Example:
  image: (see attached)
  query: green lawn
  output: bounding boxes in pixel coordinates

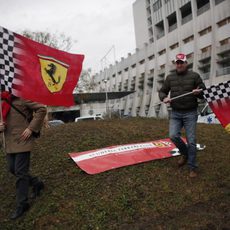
[0,118,229,229]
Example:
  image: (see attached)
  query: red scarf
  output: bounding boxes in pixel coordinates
[1,91,11,122]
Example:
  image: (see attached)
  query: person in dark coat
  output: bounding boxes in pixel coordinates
[0,93,47,219]
[159,53,205,178]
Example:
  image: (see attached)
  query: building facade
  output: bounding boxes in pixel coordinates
[91,0,230,118]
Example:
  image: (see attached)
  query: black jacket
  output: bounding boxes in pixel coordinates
[159,70,205,111]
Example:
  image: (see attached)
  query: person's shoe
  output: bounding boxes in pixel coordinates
[10,203,30,220]
[31,181,44,199]
[177,156,187,167]
[189,170,198,178]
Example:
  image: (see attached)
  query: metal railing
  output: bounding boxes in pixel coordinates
[182,14,192,25]
[168,23,177,32]
[216,66,230,76]
[156,31,165,39]
[215,0,225,5]
[217,44,230,54]
[201,72,210,80]
[197,3,210,16]
[199,50,211,61]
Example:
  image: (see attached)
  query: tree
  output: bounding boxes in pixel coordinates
[74,68,97,93]
[22,30,73,51]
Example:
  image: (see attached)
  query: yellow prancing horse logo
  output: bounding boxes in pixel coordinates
[38,55,69,93]
[153,141,171,147]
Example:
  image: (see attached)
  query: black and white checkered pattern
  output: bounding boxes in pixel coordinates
[0,26,17,93]
[203,81,230,103]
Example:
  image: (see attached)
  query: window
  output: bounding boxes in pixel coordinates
[196,0,210,16]
[147,16,152,26]
[217,17,230,27]
[148,54,155,60]
[215,0,225,5]
[187,53,194,59]
[201,45,211,53]
[170,42,179,50]
[220,37,230,46]
[139,59,145,64]
[155,20,165,39]
[183,35,194,44]
[148,27,153,36]
[158,49,166,55]
[168,12,177,32]
[199,26,212,36]
[153,0,162,12]
[181,2,192,24]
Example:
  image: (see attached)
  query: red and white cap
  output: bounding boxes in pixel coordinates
[175,53,187,62]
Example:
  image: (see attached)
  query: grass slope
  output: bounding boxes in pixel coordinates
[0,118,229,229]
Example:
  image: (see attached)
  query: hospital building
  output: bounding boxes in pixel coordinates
[85,0,230,118]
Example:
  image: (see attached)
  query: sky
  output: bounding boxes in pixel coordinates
[0,0,136,74]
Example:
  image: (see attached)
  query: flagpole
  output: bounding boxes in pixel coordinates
[153,90,202,107]
[201,103,209,114]
[0,68,6,150]
[0,86,6,152]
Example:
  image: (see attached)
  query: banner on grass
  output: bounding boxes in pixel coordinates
[69,138,194,174]
[203,80,230,134]
[0,26,84,106]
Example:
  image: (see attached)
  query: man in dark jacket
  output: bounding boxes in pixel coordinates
[159,53,205,178]
[0,94,47,219]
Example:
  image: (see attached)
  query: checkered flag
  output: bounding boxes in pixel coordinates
[0,26,84,106]
[203,80,230,134]
[0,26,22,95]
[203,80,230,103]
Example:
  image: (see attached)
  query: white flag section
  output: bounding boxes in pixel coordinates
[69,138,206,174]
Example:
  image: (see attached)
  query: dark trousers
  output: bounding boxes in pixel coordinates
[6,152,39,207]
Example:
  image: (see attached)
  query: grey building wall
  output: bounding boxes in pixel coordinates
[90,0,230,118]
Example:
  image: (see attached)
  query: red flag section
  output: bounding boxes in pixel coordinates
[0,26,84,106]
[69,138,183,174]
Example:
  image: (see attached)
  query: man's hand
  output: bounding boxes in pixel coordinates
[0,122,5,132]
[20,128,32,142]
[192,88,202,95]
[163,97,171,104]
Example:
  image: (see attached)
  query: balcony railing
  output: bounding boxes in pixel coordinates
[156,31,165,39]
[158,68,165,75]
[216,66,230,76]
[215,0,225,5]
[198,63,211,70]
[139,76,144,82]
[168,23,177,32]
[217,56,230,64]
[197,3,210,16]
[182,14,192,25]
[199,50,211,61]
[217,44,230,55]
[201,72,210,80]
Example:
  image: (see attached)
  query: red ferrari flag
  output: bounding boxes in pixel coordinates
[0,26,84,106]
[203,80,230,134]
[69,138,205,174]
